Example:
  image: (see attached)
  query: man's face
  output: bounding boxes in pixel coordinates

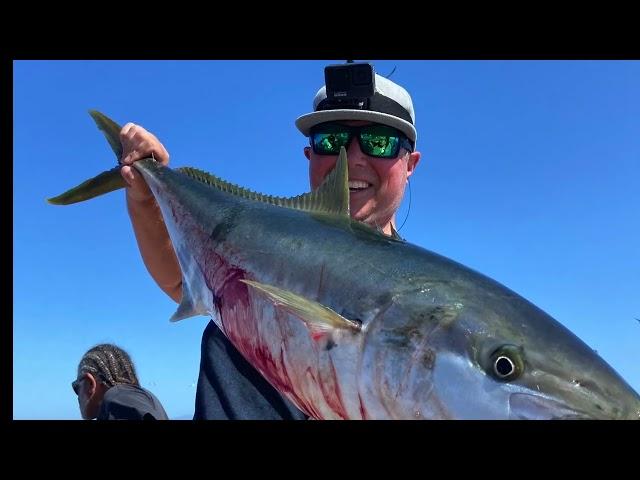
[72,372,102,419]
[305,121,420,233]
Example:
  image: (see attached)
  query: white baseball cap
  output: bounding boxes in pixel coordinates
[295,73,417,145]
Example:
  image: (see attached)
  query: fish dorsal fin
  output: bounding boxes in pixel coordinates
[87,110,351,217]
[286,146,350,217]
[177,147,350,218]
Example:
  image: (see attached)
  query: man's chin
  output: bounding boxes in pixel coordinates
[349,200,372,220]
[350,209,369,223]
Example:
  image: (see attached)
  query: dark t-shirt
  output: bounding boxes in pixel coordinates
[97,383,169,420]
[194,320,308,420]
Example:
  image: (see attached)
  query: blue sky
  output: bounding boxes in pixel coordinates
[13,60,639,419]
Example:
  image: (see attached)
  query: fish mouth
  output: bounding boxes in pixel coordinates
[508,393,594,420]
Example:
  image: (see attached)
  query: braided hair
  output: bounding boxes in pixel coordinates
[78,343,140,387]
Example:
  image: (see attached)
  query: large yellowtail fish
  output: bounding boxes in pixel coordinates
[48,111,640,419]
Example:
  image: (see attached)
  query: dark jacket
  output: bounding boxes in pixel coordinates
[98,383,169,420]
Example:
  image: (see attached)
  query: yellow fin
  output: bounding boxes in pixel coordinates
[240,279,361,334]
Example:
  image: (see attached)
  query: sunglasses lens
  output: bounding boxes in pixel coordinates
[72,377,85,394]
[360,125,400,158]
[360,133,399,157]
[311,131,349,155]
[311,123,409,158]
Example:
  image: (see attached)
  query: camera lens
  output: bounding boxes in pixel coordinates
[352,65,372,86]
[326,68,350,92]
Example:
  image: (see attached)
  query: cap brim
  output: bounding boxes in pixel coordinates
[295,109,417,143]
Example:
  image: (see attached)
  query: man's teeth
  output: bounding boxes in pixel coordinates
[348,180,370,190]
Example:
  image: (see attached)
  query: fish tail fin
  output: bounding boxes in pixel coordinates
[47,111,126,205]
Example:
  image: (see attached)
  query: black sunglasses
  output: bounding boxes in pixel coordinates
[310,122,414,159]
[71,376,85,395]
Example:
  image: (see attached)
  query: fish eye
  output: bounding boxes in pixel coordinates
[489,345,524,381]
[494,356,515,377]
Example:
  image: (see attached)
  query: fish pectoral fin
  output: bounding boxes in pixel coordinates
[239,279,361,334]
[169,281,205,322]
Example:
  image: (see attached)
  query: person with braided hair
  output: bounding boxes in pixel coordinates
[72,343,169,420]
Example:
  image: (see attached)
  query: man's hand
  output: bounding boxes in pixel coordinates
[119,123,170,203]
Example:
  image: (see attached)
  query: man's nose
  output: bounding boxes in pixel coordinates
[346,139,368,168]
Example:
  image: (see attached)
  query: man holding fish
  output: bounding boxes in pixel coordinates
[117,63,421,419]
[53,62,638,419]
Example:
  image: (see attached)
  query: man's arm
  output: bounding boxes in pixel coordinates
[119,122,182,303]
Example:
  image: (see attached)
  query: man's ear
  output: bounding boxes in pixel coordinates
[406,151,421,178]
[85,372,98,396]
[304,146,312,161]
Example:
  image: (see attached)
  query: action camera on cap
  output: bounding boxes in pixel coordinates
[323,62,375,110]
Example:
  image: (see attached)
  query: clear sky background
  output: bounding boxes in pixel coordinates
[13,60,639,419]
